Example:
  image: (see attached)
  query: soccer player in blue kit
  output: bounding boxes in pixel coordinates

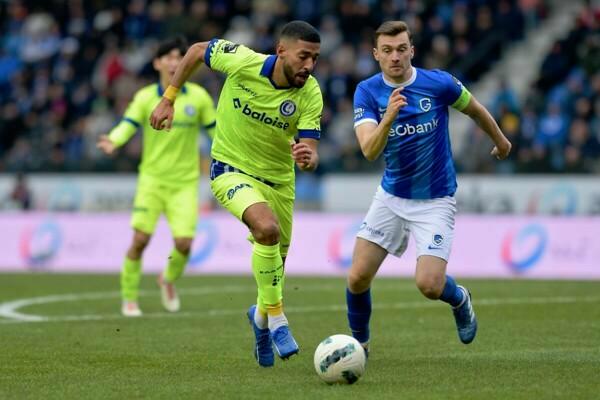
[346,21,512,352]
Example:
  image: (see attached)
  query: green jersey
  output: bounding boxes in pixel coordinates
[205,39,323,185]
[108,82,216,183]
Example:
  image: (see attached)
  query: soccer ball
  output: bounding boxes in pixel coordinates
[313,334,367,384]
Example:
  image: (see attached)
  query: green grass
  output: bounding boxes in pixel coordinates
[1,274,599,399]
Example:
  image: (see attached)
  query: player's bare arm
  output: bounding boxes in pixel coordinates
[96,135,116,155]
[356,87,407,161]
[292,138,319,171]
[461,96,512,160]
[150,41,210,131]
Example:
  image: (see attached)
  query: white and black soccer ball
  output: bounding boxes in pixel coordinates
[313,334,367,384]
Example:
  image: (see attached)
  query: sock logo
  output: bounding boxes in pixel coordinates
[258,264,283,286]
[271,274,282,286]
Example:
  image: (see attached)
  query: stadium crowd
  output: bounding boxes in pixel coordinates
[2,0,596,176]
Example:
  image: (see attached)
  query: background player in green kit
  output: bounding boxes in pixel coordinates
[97,37,216,317]
[150,21,322,366]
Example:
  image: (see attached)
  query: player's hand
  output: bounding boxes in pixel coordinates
[96,135,116,155]
[150,98,175,131]
[382,87,407,123]
[291,141,314,170]
[491,138,512,160]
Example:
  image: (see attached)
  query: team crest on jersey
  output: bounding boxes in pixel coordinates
[419,98,432,112]
[432,234,444,246]
[184,105,196,116]
[223,43,239,54]
[354,107,365,120]
[279,100,296,117]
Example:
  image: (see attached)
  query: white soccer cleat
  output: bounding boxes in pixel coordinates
[121,301,142,317]
[158,273,180,312]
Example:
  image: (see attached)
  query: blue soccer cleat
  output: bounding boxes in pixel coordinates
[452,286,478,344]
[247,305,274,367]
[270,325,299,359]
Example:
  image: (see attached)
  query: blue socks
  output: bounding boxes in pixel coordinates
[439,275,465,307]
[347,276,464,344]
[346,287,371,344]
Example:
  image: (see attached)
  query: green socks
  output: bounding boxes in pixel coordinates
[164,248,189,283]
[121,257,141,301]
[252,242,284,310]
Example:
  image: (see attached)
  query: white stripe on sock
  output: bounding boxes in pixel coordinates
[253,307,268,329]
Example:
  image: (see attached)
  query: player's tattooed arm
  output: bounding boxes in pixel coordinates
[461,96,512,160]
[355,87,407,161]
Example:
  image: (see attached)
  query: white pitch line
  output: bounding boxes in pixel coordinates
[0,285,261,322]
[0,283,414,323]
[0,286,598,325]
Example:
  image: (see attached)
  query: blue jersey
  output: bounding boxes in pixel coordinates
[353,67,471,199]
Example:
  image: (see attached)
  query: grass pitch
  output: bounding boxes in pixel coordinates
[1,274,599,399]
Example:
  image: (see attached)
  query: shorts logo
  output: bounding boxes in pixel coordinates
[359,221,384,237]
[419,98,432,112]
[223,43,239,53]
[280,100,296,117]
[184,105,196,116]
[432,234,444,246]
[227,183,252,200]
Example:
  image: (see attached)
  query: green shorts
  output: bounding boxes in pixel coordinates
[210,172,294,257]
[131,175,198,238]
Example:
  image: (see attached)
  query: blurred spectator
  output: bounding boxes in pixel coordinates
[491,78,520,116]
[0,0,553,176]
[7,172,32,210]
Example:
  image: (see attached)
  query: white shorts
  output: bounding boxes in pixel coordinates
[356,186,457,261]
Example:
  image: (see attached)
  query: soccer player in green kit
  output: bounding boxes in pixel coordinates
[97,37,216,317]
[150,21,322,366]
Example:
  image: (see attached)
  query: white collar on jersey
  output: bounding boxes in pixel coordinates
[382,67,417,88]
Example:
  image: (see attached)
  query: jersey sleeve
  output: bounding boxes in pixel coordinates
[204,38,259,75]
[437,70,472,111]
[108,90,145,147]
[353,83,379,128]
[297,82,323,140]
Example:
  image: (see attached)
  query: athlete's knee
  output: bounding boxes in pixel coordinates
[348,267,375,293]
[251,220,280,245]
[174,238,193,255]
[415,274,444,299]
[133,233,150,251]
[128,232,150,258]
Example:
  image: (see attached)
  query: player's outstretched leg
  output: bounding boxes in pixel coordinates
[246,304,274,367]
[267,303,299,360]
[439,275,477,344]
[451,285,477,344]
[346,287,372,356]
[158,247,188,312]
[121,257,142,317]
[157,273,180,312]
[252,242,299,359]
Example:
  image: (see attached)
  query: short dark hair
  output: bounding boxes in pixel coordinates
[374,20,412,46]
[155,36,188,59]
[280,20,320,43]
